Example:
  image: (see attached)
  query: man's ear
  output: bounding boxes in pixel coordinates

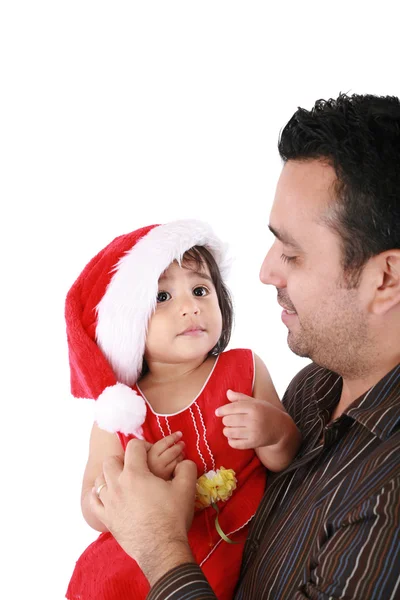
[370,250,400,315]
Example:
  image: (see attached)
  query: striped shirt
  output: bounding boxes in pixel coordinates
[148,362,400,599]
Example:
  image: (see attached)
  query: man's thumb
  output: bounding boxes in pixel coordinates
[173,460,197,495]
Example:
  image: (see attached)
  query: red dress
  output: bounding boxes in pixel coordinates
[66,349,267,600]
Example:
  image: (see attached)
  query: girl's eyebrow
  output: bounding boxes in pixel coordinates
[158,270,213,284]
[186,270,213,283]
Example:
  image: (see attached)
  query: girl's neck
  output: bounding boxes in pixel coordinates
[138,355,218,414]
[143,354,210,385]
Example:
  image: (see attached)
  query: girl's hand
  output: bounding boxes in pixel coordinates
[147,432,186,480]
[216,390,287,450]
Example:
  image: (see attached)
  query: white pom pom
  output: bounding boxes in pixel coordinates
[95,383,147,437]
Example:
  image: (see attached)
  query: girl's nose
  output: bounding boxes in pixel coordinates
[180,296,200,316]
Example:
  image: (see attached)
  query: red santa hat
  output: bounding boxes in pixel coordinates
[65,219,230,436]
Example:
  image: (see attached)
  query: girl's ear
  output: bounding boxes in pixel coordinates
[370,251,400,315]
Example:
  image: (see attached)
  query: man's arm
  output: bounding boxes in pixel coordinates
[147,477,400,600]
[147,564,217,600]
[90,438,199,586]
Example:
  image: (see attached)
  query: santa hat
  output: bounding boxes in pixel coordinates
[65,219,230,436]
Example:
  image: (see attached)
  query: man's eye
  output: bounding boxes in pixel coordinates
[156,291,171,303]
[193,286,209,297]
[280,253,297,264]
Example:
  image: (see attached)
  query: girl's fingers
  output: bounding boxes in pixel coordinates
[223,427,248,440]
[227,438,253,450]
[215,401,251,417]
[164,454,184,472]
[159,440,185,463]
[153,432,183,457]
[221,414,247,427]
[226,389,253,402]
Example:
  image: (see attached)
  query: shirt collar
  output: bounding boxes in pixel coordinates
[345,363,400,441]
[311,362,400,442]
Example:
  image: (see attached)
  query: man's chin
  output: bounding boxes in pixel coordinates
[287,333,310,359]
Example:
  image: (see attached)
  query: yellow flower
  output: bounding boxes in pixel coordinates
[195,467,237,509]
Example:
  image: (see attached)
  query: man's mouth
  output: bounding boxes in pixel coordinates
[278,301,297,315]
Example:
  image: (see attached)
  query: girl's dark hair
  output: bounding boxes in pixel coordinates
[278,93,400,286]
[140,245,233,376]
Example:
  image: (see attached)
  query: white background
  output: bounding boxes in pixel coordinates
[1,2,398,598]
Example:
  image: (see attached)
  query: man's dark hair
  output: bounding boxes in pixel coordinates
[278,93,400,285]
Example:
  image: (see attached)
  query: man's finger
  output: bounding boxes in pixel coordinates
[93,475,107,498]
[144,440,153,452]
[102,454,124,483]
[173,459,197,498]
[90,486,106,522]
[124,438,152,474]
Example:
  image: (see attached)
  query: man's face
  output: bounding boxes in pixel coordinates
[260,159,370,375]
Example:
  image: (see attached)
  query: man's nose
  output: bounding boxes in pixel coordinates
[259,241,287,288]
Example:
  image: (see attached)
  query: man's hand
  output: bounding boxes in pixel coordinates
[148,431,186,480]
[216,389,287,450]
[90,438,197,584]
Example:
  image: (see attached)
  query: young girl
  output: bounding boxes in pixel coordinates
[65,219,301,600]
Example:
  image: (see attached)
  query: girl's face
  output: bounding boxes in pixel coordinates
[144,259,223,366]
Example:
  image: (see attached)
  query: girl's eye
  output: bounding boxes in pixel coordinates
[193,286,209,297]
[280,253,298,265]
[156,291,171,303]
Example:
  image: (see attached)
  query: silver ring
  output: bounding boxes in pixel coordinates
[96,482,107,499]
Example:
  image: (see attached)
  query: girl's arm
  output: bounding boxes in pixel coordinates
[252,353,301,471]
[81,423,125,532]
[217,353,302,472]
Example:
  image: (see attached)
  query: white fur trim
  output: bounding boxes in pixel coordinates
[95,383,147,436]
[96,219,230,386]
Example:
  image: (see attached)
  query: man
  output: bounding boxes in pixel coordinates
[91,93,400,598]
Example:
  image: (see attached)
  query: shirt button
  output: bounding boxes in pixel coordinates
[250,540,259,552]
